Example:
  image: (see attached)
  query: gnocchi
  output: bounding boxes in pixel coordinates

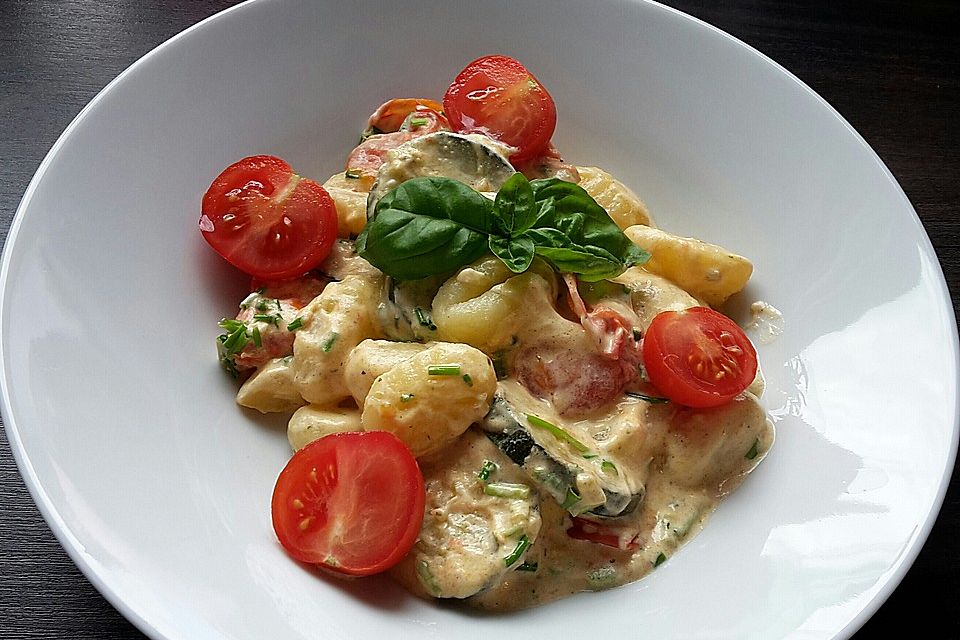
[287,404,363,451]
[292,275,384,405]
[432,256,558,354]
[624,224,753,307]
[360,342,496,457]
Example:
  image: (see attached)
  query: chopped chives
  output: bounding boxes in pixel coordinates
[286,317,303,331]
[483,482,531,499]
[408,117,429,128]
[625,391,670,404]
[427,364,460,376]
[477,459,498,481]
[601,460,619,475]
[745,438,760,460]
[416,560,442,595]
[526,414,590,453]
[462,374,473,386]
[582,453,599,460]
[654,552,667,567]
[504,535,531,567]
[561,488,581,510]
[321,332,339,352]
[253,313,280,326]
[251,326,262,348]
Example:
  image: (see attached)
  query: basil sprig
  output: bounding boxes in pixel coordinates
[356,173,649,281]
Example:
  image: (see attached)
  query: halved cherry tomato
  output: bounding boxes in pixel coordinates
[366,98,445,134]
[271,431,425,576]
[642,307,757,408]
[200,155,337,280]
[443,55,557,161]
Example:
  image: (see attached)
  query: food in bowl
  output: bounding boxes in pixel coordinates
[198,55,774,610]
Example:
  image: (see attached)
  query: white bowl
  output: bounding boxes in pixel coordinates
[2,1,957,638]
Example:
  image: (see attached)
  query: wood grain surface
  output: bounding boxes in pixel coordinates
[1,1,957,637]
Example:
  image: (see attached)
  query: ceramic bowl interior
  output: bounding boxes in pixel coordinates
[1,1,957,639]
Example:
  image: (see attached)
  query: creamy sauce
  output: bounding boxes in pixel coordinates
[466,391,773,610]
[746,300,784,345]
[223,123,776,610]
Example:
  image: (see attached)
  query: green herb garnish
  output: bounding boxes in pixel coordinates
[286,317,303,331]
[408,117,429,128]
[251,326,262,348]
[504,535,531,567]
[253,313,281,327]
[601,460,619,475]
[427,364,461,376]
[526,414,590,453]
[654,552,667,567]
[462,374,473,386]
[355,173,649,281]
[477,459,498,481]
[745,438,760,460]
[483,482,531,499]
[416,560,442,595]
[218,319,249,354]
[561,488,581,510]
[321,332,339,352]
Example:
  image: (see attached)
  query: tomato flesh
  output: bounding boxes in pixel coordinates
[200,155,337,280]
[567,517,639,551]
[443,55,557,161]
[642,307,757,408]
[271,431,425,576]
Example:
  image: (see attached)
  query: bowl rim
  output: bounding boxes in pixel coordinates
[1,1,957,638]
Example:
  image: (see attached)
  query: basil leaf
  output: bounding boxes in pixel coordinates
[520,227,626,281]
[494,172,538,235]
[489,235,535,273]
[356,178,494,280]
[529,178,650,277]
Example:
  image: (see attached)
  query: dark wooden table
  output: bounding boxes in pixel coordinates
[1,1,957,637]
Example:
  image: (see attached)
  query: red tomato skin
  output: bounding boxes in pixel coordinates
[443,55,557,162]
[200,155,338,280]
[642,307,758,408]
[271,431,425,577]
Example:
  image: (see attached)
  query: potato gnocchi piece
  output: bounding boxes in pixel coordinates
[576,166,654,229]
[612,267,699,331]
[624,225,753,308]
[292,275,384,405]
[392,429,541,599]
[235,357,304,414]
[287,404,363,451]
[322,171,370,238]
[432,256,558,355]
[344,339,428,405]
[360,342,496,457]
[654,393,772,492]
